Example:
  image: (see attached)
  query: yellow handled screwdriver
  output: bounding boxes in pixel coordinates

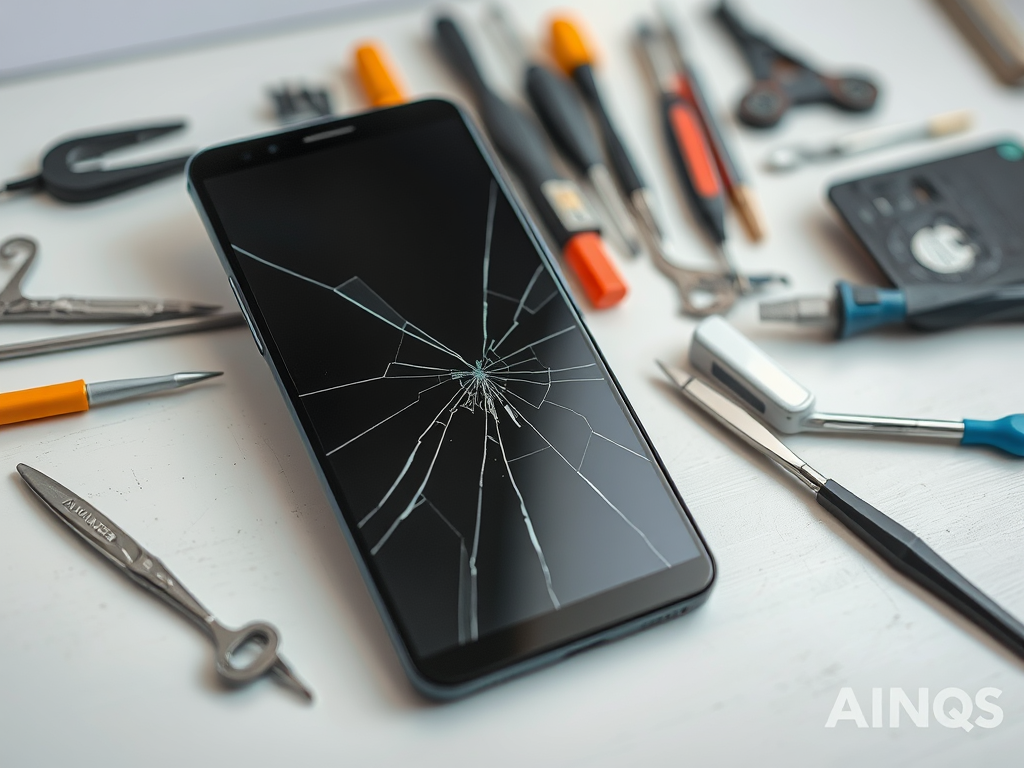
[0,371,221,426]
[354,42,407,107]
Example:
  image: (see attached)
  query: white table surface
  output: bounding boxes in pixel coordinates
[1,1,1023,765]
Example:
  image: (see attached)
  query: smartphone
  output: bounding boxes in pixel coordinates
[187,100,714,698]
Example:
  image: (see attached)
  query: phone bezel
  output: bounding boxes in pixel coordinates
[187,99,715,697]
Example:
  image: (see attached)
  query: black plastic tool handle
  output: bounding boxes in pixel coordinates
[571,64,644,196]
[817,479,1024,660]
[435,16,577,245]
[525,63,602,174]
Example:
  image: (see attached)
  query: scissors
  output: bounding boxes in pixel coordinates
[17,464,313,701]
[714,1,878,128]
[1,236,219,322]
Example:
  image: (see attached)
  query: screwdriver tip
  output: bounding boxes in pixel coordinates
[172,371,224,387]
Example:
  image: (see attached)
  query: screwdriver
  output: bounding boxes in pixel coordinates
[354,42,406,108]
[485,6,642,257]
[435,14,627,309]
[760,280,1024,338]
[1,372,222,426]
[637,23,780,294]
[690,314,1024,456]
[656,4,767,242]
[548,16,665,246]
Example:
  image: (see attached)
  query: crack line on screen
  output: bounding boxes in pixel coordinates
[231,179,667,644]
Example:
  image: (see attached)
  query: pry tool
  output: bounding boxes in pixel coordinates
[0,236,219,322]
[760,279,1024,338]
[486,6,642,256]
[2,122,190,203]
[689,315,1024,456]
[1,372,222,427]
[434,14,627,309]
[714,1,878,128]
[17,464,313,700]
[657,361,1024,662]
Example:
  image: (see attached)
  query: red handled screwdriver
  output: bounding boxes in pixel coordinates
[637,23,784,294]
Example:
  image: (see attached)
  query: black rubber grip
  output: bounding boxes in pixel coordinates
[572,64,644,195]
[816,479,1024,660]
[525,64,602,173]
[434,15,576,246]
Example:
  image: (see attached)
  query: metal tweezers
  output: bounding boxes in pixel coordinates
[0,236,219,323]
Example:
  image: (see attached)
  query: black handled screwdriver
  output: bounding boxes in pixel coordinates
[434,14,627,308]
[486,6,642,256]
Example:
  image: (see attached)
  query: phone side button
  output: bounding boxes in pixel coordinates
[228,275,266,355]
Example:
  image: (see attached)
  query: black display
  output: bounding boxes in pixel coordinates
[189,101,712,691]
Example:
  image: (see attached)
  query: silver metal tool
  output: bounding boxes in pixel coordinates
[656,359,1024,662]
[687,315,1024,455]
[0,311,245,361]
[16,464,313,700]
[0,236,219,322]
[86,371,222,405]
[764,110,973,172]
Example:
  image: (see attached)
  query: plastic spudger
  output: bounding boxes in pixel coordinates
[354,43,406,107]
[962,415,1024,457]
[0,380,87,425]
[550,18,645,198]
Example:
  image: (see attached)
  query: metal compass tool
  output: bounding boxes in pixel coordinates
[16,464,313,701]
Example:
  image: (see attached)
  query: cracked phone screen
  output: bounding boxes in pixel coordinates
[204,113,701,658]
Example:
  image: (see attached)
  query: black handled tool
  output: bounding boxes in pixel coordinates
[659,361,1024,662]
[486,6,641,255]
[2,122,190,203]
[434,14,627,308]
[714,1,878,128]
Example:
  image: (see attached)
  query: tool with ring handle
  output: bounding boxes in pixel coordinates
[17,464,313,700]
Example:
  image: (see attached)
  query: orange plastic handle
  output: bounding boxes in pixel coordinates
[354,43,406,107]
[562,232,627,309]
[550,17,594,75]
[668,100,721,199]
[0,380,89,426]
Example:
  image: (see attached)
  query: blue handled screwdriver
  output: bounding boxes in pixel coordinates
[760,280,1024,339]
[690,315,1024,456]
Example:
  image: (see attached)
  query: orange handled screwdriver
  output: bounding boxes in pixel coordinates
[549,17,663,242]
[435,14,626,308]
[0,371,220,426]
[354,43,406,107]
